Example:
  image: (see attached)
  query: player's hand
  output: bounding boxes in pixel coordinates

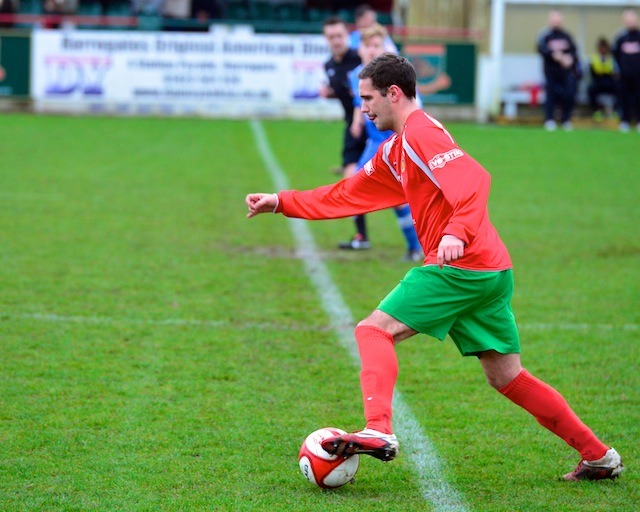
[552,51,564,62]
[246,193,278,218]
[437,235,465,268]
[350,120,363,138]
[318,84,333,99]
[560,54,574,68]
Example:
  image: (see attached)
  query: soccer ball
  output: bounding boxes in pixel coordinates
[298,427,359,489]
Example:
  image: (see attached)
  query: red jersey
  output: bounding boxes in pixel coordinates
[277,110,512,271]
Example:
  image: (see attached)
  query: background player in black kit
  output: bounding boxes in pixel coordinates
[319,16,370,250]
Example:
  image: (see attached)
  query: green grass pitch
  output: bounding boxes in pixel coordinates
[0,113,638,511]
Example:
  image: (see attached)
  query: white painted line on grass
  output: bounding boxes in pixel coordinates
[519,323,640,332]
[6,312,638,334]
[5,312,228,328]
[250,119,469,512]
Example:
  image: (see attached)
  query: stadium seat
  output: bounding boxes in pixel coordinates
[273,2,303,21]
[105,0,126,14]
[137,14,162,30]
[78,0,102,16]
[378,12,392,25]
[18,0,41,14]
[336,9,353,23]
[252,1,274,20]
[225,0,250,19]
[304,7,328,22]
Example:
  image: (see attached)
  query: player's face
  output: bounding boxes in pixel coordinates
[548,10,563,29]
[323,24,349,57]
[623,10,638,29]
[356,11,376,30]
[358,36,385,65]
[359,78,393,131]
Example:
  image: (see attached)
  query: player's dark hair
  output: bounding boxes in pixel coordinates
[354,4,374,20]
[358,53,416,99]
[323,15,347,28]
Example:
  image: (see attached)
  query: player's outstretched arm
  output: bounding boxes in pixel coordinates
[246,193,279,218]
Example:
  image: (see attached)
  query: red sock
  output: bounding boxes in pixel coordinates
[499,369,608,461]
[354,325,397,434]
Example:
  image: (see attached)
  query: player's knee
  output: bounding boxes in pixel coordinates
[356,317,381,330]
[356,310,387,330]
[484,373,504,390]
[479,351,522,389]
[484,366,522,390]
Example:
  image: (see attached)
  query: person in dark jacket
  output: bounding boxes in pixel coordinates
[612,9,640,132]
[536,10,582,131]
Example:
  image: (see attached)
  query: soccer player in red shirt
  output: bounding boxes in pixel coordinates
[245,54,624,481]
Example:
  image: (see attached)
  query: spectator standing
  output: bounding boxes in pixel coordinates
[320,16,369,250]
[348,3,397,53]
[612,9,640,132]
[536,10,581,131]
[587,38,619,120]
[191,0,221,22]
[41,0,78,27]
[162,0,190,21]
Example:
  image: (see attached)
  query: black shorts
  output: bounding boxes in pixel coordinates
[341,124,367,167]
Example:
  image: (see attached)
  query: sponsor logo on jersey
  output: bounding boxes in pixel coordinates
[622,41,640,54]
[548,39,570,52]
[364,159,375,176]
[428,149,464,171]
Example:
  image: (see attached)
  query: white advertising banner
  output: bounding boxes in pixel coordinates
[30,28,343,119]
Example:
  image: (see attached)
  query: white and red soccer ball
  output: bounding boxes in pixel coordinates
[298,427,360,489]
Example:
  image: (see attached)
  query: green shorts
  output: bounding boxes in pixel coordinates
[377,266,520,357]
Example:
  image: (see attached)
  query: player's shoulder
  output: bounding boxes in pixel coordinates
[560,28,575,40]
[405,110,443,136]
[348,63,364,78]
[536,27,552,42]
[613,28,634,45]
[403,110,459,151]
[344,48,361,65]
